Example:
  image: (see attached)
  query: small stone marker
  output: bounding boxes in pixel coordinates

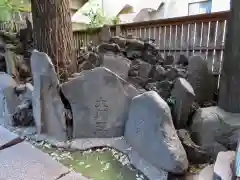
[171,78,195,128]
[61,67,139,138]
[124,91,188,174]
[187,55,214,104]
[30,50,66,140]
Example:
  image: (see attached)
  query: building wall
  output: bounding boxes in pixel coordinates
[70,0,87,10]
[211,0,230,12]
[163,0,229,19]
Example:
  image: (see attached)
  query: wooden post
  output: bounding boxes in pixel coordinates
[218,0,240,113]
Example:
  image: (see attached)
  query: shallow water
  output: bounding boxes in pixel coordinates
[35,142,148,180]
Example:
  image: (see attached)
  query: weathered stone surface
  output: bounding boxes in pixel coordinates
[30,50,66,140]
[125,39,144,59]
[177,129,212,164]
[149,65,166,81]
[97,43,121,54]
[0,141,69,180]
[171,78,195,129]
[198,165,214,180]
[138,60,152,79]
[59,172,89,180]
[163,55,174,66]
[190,106,240,157]
[177,54,189,66]
[100,54,131,79]
[213,151,235,180]
[110,36,126,48]
[61,67,139,138]
[0,73,18,125]
[100,25,111,42]
[4,46,18,79]
[124,91,188,174]
[0,126,19,147]
[186,55,214,104]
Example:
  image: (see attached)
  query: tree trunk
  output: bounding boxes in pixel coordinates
[218,0,240,113]
[31,0,74,81]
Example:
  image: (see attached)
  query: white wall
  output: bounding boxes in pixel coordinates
[163,0,230,19]
[211,0,230,12]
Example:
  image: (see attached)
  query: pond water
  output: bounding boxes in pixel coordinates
[34,142,148,180]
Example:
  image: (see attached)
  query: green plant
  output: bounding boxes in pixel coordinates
[83,6,120,28]
[0,0,30,22]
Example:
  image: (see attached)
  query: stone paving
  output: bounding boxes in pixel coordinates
[0,126,88,180]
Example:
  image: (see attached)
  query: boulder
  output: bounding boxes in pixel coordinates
[171,78,195,129]
[124,91,188,174]
[100,54,131,79]
[30,50,66,140]
[186,55,214,104]
[213,151,235,180]
[190,106,240,157]
[61,67,139,138]
[177,129,212,164]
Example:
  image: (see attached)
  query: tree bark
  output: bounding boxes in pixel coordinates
[31,0,74,81]
[218,0,240,113]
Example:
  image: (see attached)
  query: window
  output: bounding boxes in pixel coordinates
[188,0,212,16]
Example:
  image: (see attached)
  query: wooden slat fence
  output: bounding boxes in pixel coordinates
[0,11,229,76]
[0,21,26,32]
[73,11,229,75]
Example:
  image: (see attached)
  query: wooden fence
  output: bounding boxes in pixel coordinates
[0,11,229,76]
[0,21,26,32]
[73,11,229,75]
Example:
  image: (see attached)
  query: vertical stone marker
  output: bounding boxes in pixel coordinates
[0,72,17,126]
[61,67,139,138]
[187,55,214,104]
[124,91,188,174]
[30,50,66,140]
[171,78,195,129]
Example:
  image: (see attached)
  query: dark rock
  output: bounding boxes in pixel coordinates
[164,55,174,66]
[177,54,189,66]
[97,43,121,54]
[166,67,179,80]
[13,99,34,127]
[177,129,212,164]
[110,36,126,48]
[157,80,174,99]
[190,106,239,158]
[149,65,166,81]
